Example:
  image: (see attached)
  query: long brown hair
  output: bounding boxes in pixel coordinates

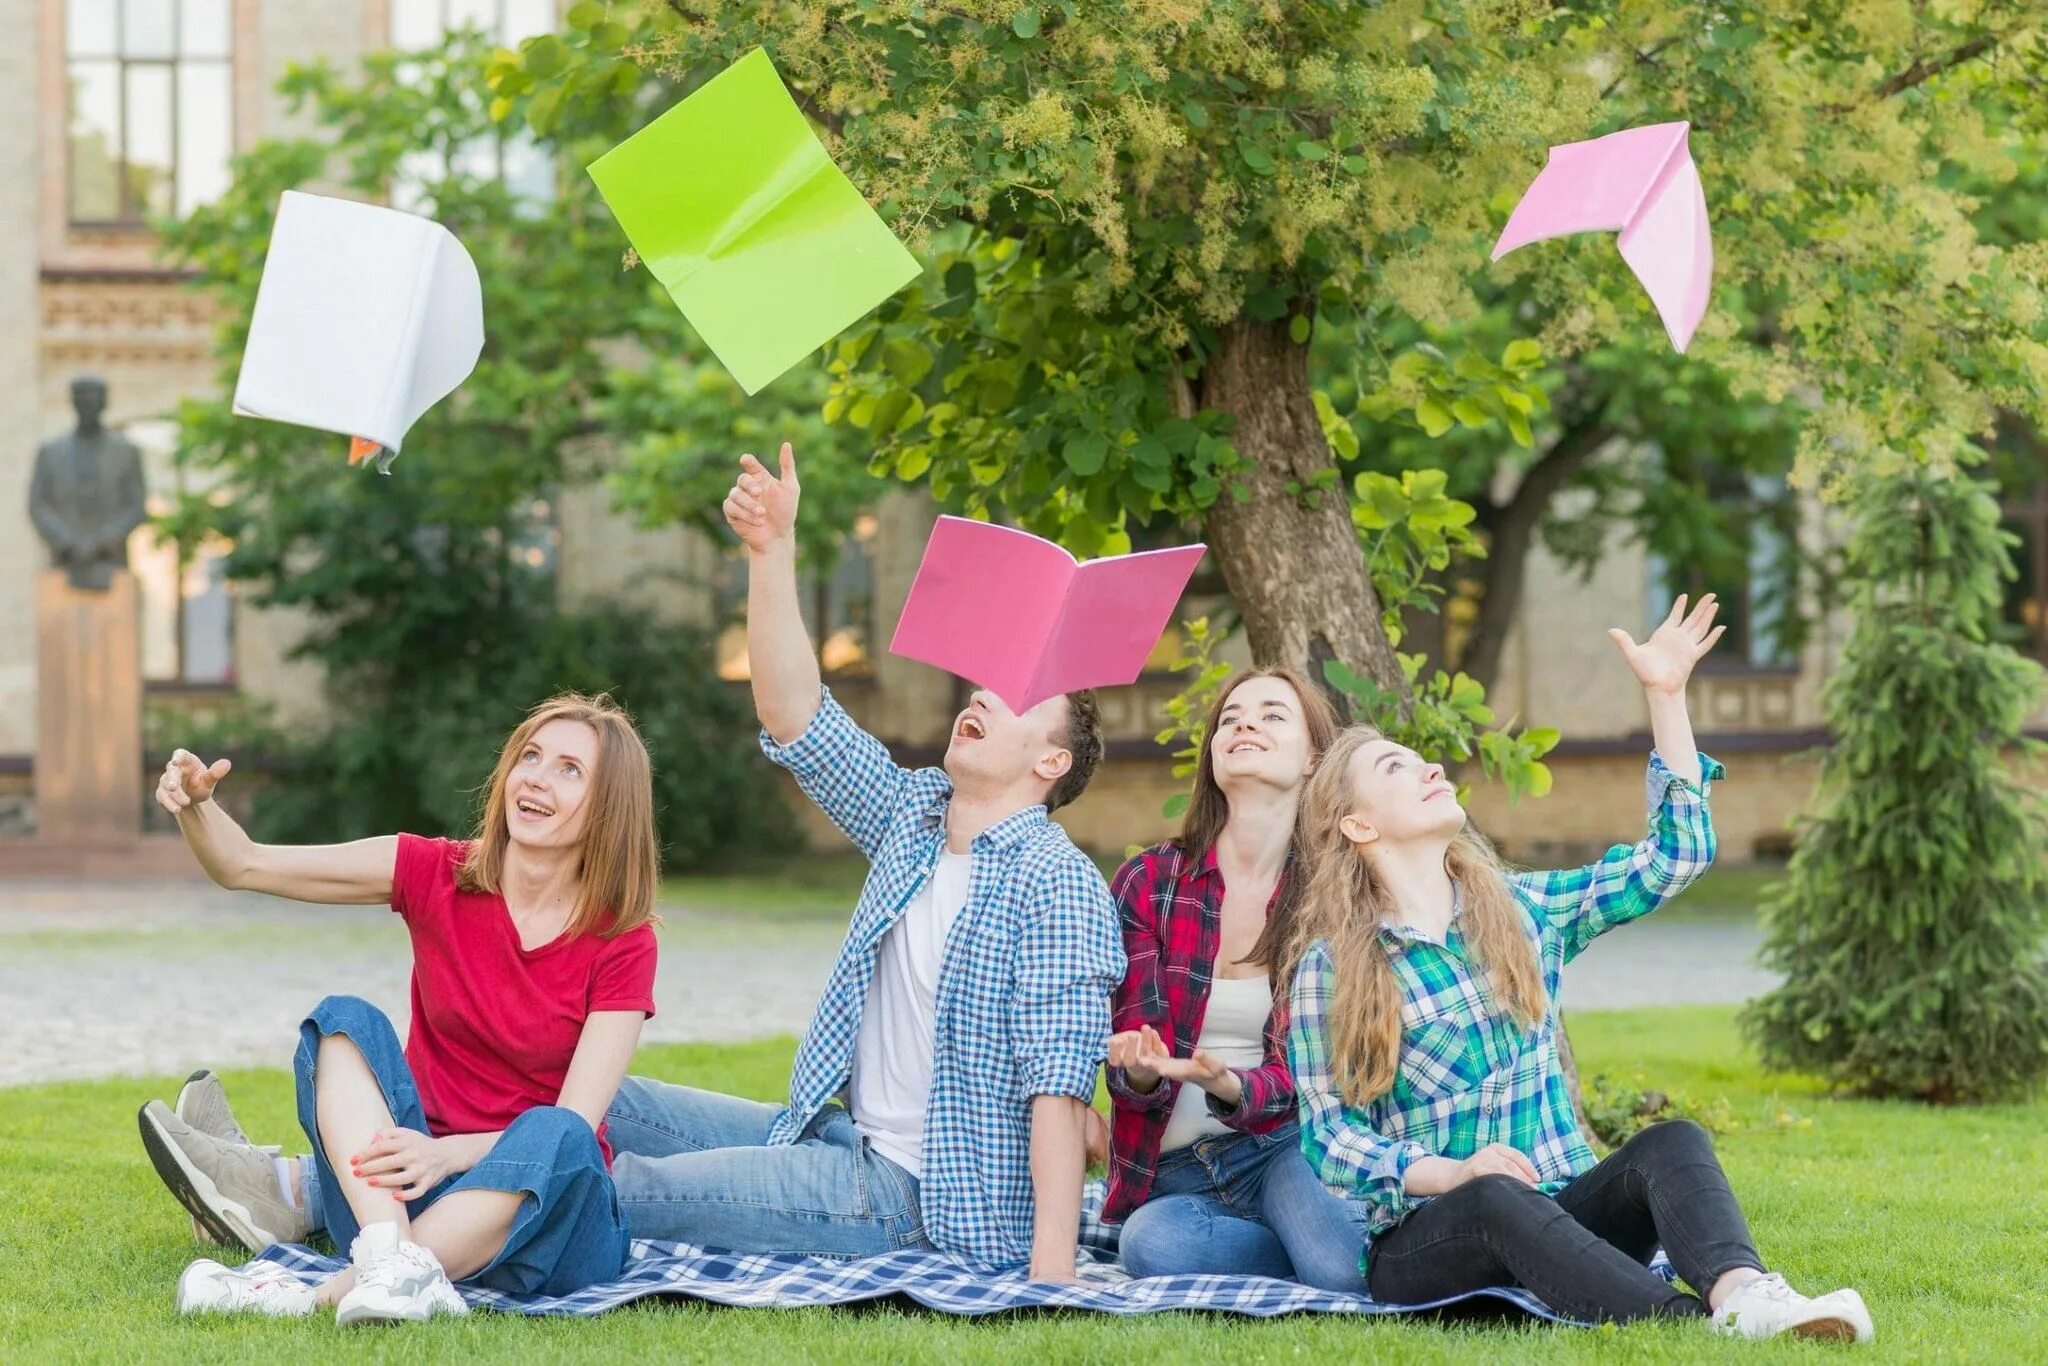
[1279,725,1546,1105]
[1172,667,1340,977]
[458,692,660,938]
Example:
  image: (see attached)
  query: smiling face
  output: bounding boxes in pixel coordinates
[943,688,1074,805]
[1209,676,1316,796]
[1335,738,1466,850]
[504,717,600,851]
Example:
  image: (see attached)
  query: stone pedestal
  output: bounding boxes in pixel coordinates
[34,569,141,842]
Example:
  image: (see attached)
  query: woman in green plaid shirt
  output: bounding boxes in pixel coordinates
[1283,596,1874,1343]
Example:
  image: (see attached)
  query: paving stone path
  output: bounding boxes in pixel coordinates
[0,879,1777,1088]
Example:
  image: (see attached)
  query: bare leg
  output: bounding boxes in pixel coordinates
[408,1189,525,1281]
[313,1269,356,1308]
[314,1033,409,1242]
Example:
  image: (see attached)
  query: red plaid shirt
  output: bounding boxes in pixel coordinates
[1103,840,1297,1223]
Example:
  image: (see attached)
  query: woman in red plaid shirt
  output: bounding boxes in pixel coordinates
[1103,667,1375,1289]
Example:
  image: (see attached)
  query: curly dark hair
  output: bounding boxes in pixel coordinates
[1045,689,1104,812]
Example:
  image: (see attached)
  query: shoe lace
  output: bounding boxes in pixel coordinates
[228,1267,303,1306]
[1737,1273,1797,1306]
[358,1239,440,1293]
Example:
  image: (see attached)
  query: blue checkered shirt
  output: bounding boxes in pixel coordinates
[760,689,1125,1268]
[1290,752,1724,1252]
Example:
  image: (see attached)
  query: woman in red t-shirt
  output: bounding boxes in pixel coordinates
[140,693,661,1325]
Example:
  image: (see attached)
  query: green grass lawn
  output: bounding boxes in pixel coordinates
[4,1008,2039,1362]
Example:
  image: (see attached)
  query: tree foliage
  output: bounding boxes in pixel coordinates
[500,3,2046,744]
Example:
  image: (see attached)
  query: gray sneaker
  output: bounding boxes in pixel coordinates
[171,1071,281,1244]
[175,1069,257,1148]
[139,1100,310,1252]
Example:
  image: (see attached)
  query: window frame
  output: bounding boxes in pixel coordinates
[64,0,234,229]
[1645,467,1803,677]
[1999,483,2048,660]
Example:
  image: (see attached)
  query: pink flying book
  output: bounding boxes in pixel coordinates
[1491,120,1714,353]
[890,516,1207,714]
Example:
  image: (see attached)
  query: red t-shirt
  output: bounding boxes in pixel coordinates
[391,834,657,1166]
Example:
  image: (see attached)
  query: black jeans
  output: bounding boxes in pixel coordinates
[1366,1119,1766,1323]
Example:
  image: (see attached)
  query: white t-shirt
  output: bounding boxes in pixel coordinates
[848,848,972,1177]
[1159,974,1272,1152]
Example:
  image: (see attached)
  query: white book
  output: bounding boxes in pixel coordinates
[231,190,484,461]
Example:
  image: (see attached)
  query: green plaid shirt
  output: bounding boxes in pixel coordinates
[1288,751,1724,1247]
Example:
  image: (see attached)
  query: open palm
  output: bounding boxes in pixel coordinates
[1608,594,1725,694]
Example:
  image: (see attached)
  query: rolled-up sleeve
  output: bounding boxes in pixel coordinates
[1207,999,1296,1131]
[1516,750,1726,963]
[1288,941,1430,1234]
[1013,853,1125,1101]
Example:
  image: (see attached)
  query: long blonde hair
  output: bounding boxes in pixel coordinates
[458,692,660,938]
[1281,725,1546,1105]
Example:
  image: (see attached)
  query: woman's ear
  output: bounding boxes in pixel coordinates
[1339,812,1378,847]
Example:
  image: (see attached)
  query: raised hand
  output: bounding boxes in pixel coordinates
[1607,593,1725,695]
[721,442,800,555]
[157,749,232,815]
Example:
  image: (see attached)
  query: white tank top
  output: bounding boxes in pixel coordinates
[1159,974,1272,1151]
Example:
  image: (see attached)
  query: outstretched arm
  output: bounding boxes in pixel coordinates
[1520,597,1726,958]
[725,442,820,744]
[156,749,395,904]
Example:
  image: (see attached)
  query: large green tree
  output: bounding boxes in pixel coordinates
[503,1,2047,711]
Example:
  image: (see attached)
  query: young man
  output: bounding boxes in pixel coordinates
[600,444,1123,1279]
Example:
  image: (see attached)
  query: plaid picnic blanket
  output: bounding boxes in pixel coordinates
[247,1182,1668,1322]
[251,1239,1579,1321]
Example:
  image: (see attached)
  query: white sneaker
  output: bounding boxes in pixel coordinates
[334,1221,468,1327]
[1711,1272,1875,1342]
[175,1258,316,1316]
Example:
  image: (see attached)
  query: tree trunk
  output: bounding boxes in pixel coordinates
[1197,317,1406,700]
[1195,317,1613,1135]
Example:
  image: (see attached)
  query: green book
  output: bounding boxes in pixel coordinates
[587,47,921,394]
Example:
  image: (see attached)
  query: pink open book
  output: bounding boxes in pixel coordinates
[889,516,1207,714]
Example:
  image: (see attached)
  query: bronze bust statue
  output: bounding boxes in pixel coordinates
[29,376,147,592]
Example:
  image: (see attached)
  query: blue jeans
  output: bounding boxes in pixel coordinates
[603,1076,931,1257]
[1117,1122,1374,1291]
[294,995,629,1297]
